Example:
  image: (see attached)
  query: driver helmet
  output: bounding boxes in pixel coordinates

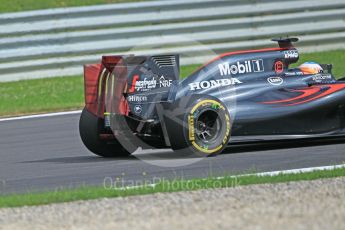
[299,62,323,75]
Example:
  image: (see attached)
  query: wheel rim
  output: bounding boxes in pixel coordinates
[195,110,221,143]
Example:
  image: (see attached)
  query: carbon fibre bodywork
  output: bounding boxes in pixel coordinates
[83,38,345,148]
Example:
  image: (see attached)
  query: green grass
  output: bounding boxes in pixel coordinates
[0,76,84,116]
[0,64,199,117]
[0,0,146,13]
[0,167,344,208]
[294,50,345,78]
[0,50,344,117]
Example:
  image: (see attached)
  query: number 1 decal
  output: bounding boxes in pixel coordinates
[252,59,264,72]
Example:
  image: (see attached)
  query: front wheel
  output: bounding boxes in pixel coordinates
[79,108,131,157]
[164,95,231,157]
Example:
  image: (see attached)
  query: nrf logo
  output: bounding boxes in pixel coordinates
[218,59,264,76]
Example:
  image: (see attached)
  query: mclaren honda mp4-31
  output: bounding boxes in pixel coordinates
[79,38,345,157]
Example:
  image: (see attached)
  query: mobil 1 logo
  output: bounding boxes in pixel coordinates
[219,59,264,76]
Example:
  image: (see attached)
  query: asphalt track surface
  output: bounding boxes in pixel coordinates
[0,113,345,194]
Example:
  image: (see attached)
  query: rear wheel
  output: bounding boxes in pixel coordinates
[79,108,131,157]
[164,95,231,157]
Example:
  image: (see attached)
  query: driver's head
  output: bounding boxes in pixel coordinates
[299,62,323,75]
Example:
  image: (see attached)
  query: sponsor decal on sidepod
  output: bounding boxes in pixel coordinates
[189,78,243,91]
[218,59,264,76]
[274,61,284,73]
[267,77,284,86]
[312,74,333,83]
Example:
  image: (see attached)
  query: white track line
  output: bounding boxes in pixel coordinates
[0,110,82,122]
[113,164,345,190]
[225,163,345,179]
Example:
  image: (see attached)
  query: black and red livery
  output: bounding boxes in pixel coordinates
[79,38,345,157]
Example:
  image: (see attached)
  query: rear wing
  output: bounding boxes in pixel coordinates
[83,54,180,117]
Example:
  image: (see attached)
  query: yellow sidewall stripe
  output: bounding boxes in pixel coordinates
[192,141,223,154]
[188,99,230,155]
[191,100,223,114]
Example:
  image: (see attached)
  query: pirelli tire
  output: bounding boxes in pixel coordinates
[164,95,231,157]
[79,108,131,158]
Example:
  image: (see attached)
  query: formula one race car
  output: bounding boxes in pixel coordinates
[79,38,345,157]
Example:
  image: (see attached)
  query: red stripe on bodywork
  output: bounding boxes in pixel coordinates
[263,84,345,106]
[287,84,345,106]
[262,86,321,104]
